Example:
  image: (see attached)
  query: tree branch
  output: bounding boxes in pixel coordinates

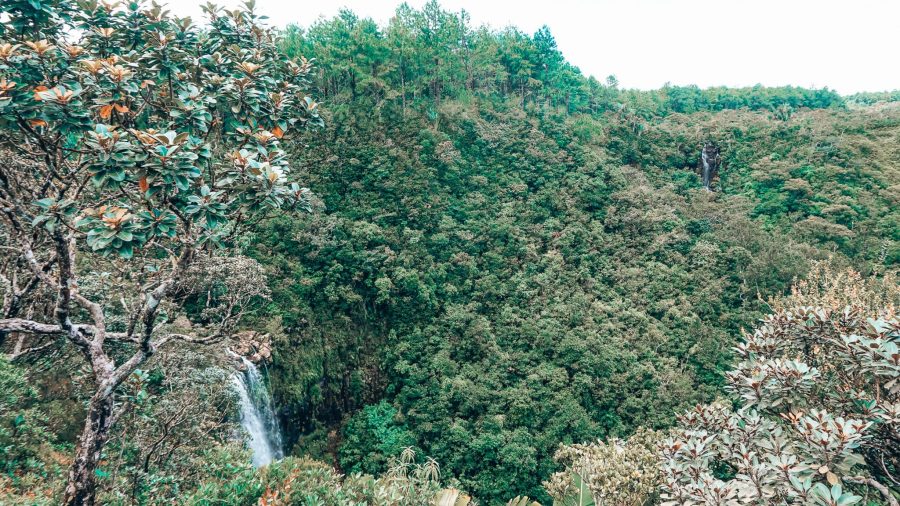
[9,338,60,361]
[845,476,898,506]
[0,317,67,334]
[104,247,195,396]
[154,331,227,347]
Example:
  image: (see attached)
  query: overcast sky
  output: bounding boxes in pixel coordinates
[173,0,899,94]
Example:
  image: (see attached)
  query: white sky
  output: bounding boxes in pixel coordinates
[172,0,900,94]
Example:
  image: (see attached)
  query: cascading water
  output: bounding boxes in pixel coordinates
[700,142,719,191]
[701,148,712,190]
[230,353,284,467]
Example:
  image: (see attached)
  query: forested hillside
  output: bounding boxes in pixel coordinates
[248,3,898,503]
[0,1,897,505]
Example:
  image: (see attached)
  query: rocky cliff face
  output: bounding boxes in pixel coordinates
[231,331,273,364]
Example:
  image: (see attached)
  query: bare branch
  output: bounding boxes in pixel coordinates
[154,332,227,347]
[9,338,60,361]
[0,317,66,334]
[845,476,898,506]
[104,247,195,395]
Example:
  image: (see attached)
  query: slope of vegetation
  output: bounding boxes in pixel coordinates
[238,3,897,502]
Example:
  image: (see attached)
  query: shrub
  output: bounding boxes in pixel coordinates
[659,267,899,505]
[0,356,60,501]
[339,401,418,475]
[545,428,662,506]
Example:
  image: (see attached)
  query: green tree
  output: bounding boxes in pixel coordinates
[660,267,899,505]
[0,0,321,503]
[339,400,417,474]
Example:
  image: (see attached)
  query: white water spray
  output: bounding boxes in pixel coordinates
[701,148,712,190]
[230,353,284,467]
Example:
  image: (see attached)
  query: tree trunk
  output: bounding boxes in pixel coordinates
[400,55,406,117]
[62,393,115,506]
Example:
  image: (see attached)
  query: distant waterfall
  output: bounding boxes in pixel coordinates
[230,354,284,467]
[700,143,719,190]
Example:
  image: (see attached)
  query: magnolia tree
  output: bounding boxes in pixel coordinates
[0,0,321,504]
[659,267,899,506]
[544,428,662,506]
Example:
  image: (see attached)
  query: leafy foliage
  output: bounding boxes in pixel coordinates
[0,356,57,497]
[659,267,899,505]
[339,400,417,475]
[628,109,900,266]
[2,1,897,505]
[189,448,464,506]
[545,428,661,506]
[0,0,321,503]
[98,350,239,505]
[251,3,860,502]
[0,0,320,258]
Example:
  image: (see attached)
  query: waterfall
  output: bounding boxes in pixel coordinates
[230,354,284,467]
[700,143,718,190]
[701,149,711,190]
